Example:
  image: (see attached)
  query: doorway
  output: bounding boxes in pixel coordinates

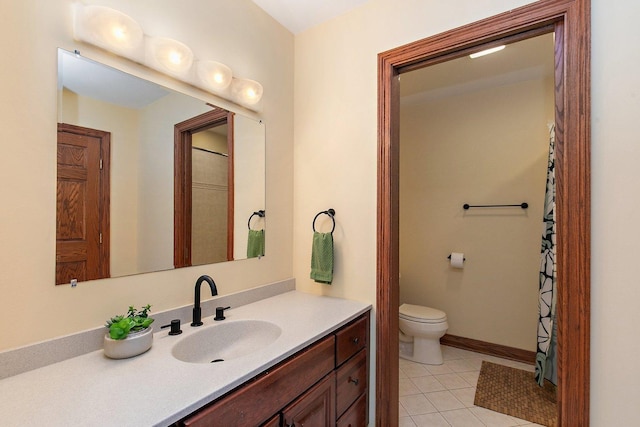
[174,108,235,267]
[56,123,110,285]
[399,32,554,358]
[376,1,590,426]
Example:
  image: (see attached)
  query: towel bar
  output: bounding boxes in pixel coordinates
[463,202,528,210]
[247,210,265,230]
[312,208,336,234]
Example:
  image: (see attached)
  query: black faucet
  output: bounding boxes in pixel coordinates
[191,275,218,327]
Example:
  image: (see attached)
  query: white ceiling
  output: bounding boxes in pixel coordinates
[401,33,555,102]
[59,49,170,109]
[251,0,371,34]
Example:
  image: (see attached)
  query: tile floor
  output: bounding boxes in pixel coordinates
[399,345,546,427]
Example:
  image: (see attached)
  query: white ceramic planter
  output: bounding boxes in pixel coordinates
[103,327,153,359]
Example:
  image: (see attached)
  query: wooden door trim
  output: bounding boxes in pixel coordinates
[57,123,110,283]
[226,113,235,261]
[376,1,590,425]
[174,108,235,268]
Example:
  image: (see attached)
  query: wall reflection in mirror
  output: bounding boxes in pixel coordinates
[56,48,265,285]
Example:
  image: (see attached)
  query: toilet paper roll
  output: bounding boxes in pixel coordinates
[450,252,465,268]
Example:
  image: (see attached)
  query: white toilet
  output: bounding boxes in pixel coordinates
[399,303,448,365]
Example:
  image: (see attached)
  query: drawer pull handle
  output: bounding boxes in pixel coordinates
[352,337,359,344]
[348,376,359,385]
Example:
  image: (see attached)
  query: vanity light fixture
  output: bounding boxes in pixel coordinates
[145,37,194,78]
[72,3,263,109]
[469,45,505,59]
[231,78,264,106]
[196,60,233,92]
[73,4,144,61]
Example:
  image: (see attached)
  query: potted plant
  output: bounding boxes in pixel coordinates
[103,304,155,359]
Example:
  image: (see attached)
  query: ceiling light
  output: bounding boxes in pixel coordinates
[469,45,505,59]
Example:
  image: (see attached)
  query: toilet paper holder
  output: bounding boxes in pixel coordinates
[447,254,466,261]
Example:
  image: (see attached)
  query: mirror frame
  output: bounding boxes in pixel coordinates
[376,0,590,425]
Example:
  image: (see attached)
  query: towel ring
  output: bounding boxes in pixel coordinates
[247,210,265,230]
[312,208,336,234]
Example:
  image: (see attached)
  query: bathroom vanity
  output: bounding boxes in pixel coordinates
[178,311,369,426]
[0,291,370,426]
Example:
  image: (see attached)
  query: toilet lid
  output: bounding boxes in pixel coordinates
[399,303,447,323]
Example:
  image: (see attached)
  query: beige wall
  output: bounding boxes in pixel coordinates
[192,128,228,153]
[234,115,266,259]
[0,0,293,350]
[399,77,553,351]
[292,0,640,424]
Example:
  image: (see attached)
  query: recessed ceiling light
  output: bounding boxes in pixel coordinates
[469,45,505,59]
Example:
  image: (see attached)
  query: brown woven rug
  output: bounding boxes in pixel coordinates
[474,361,557,427]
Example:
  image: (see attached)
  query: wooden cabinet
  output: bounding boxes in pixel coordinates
[336,393,367,427]
[335,314,368,366]
[281,373,336,427]
[178,311,369,427]
[335,314,369,427]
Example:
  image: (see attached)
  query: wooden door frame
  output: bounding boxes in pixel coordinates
[376,0,590,425]
[174,108,235,268]
[56,123,111,284]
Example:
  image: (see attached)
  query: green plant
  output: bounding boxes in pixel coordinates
[105,304,154,340]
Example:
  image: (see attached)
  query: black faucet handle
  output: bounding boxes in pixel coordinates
[161,319,183,335]
[214,306,231,321]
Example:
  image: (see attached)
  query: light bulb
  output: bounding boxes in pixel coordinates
[74,5,144,59]
[146,37,194,77]
[196,61,233,92]
[168,51,183,65]
[231,78,263,106]
[112,26,126,41]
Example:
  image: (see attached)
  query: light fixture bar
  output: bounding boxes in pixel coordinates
[469,45,505,59]
[72,3,263,109]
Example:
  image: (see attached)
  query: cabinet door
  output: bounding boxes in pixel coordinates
[282,373,336,427]
[337,392,367,427]
[182,336,335,426]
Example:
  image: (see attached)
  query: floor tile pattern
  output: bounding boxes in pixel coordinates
[399,346,546,427]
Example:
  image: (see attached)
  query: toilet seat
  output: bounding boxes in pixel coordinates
[399,303,447,324]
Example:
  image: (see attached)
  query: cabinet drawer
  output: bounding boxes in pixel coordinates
[335,313,368,366]
[182,335,335,427]
[336,349,367,417]
[336,391,368,427]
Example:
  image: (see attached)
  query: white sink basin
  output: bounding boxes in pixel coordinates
[172,320,282,364]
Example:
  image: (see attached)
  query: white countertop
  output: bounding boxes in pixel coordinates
[0,291,370,427]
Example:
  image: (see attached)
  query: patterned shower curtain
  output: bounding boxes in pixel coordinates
[535,123,557,387]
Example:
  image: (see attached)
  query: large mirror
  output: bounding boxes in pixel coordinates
[56,49,265,285]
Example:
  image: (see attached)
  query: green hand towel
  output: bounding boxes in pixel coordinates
[247,229,265,258]
[310,232,333,284]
